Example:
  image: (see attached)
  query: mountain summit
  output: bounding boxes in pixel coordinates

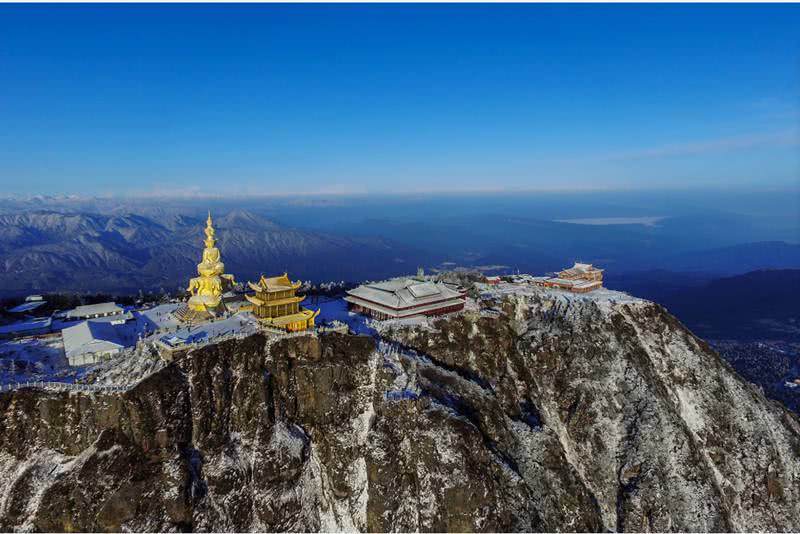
[0,287,798,531]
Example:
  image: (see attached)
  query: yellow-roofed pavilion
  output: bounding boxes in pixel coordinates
[245,273,319,331]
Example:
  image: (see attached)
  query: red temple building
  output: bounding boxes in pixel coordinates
[532,263,605,293]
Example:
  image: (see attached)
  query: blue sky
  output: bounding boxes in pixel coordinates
[0,4,798,196]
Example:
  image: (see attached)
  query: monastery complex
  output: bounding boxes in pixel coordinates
[0,210,608,369]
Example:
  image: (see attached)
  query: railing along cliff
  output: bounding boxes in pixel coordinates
[0,381,129,394]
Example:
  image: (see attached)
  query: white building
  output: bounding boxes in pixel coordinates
[0,317,52,339]
[65,302,125,321]
[62,321,124,366]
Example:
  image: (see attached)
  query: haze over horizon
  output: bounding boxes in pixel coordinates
[1,3,799,197]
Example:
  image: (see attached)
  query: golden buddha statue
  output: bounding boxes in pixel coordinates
[186,212,235,316]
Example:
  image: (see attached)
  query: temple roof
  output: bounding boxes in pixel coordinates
[566,262,603,273]
[263,308,319,326]
[343,294,465,318]
[245,294,305,307]
[251,273,301,292]
[346,278,464,310]
[66,302,124,319]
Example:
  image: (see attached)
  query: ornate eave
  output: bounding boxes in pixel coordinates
[253,272,302,292]
[245,294,264,306]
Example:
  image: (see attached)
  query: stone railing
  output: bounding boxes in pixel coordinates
[0,380,129,394]
[155,326,315,360]
[262,329,315,347]
[156,328,258,352]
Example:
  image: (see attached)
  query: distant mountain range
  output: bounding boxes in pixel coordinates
[0,194,797,298]
[666,241,800,274]
[0,209,425,296]
[316,211,800,275]
[656,269,800,341]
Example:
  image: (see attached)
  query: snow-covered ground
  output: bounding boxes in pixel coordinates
[1,280,639,388]
[315,295,477,337]
[0,303,255,387]
[0,337,91,385]
[162,312,259,345]
[315,297,377,337]
[80,346,165,387]
[475,281,644,306]
[109,303,184,345]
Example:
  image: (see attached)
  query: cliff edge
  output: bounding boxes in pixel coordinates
[1,289,798,531]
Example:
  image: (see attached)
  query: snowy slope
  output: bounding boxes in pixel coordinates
[0,285,798,531]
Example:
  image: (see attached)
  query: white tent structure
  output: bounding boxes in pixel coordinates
[62,321,124,366]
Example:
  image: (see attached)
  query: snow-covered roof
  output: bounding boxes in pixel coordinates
[407,282,441,298]
[62,320,124,359]
[346,278,464,310]
[0,317,52,335]
[7,301,46,314]
[155,313,259,349]
[66,302,124,319]
[344,294,465,318]
[563,262,604,274]
[251,273,300,293]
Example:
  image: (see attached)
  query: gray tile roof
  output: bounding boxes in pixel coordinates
[66,302,124,319]
[62,320,124,359]
[345,278,465,316]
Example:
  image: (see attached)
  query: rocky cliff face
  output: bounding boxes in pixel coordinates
[1,290,799,532]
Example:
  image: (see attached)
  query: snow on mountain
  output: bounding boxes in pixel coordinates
[0,286,798,531]
[0,209,419,295]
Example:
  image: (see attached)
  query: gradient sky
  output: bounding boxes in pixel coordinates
[0,4,798,196]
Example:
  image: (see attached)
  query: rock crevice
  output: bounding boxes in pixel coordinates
[0,294,799,531]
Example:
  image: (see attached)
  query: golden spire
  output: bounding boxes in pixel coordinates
[184,209,234,317]
[204,210,216,248]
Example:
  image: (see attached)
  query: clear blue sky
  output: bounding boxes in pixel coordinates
[0,4,798,196]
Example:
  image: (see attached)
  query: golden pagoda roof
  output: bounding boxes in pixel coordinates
[245,294,305,307]
[245,294,263,306]
[251,272,302,292]
[263,308,319,327]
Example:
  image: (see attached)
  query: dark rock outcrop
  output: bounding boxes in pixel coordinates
[1,291,799,531]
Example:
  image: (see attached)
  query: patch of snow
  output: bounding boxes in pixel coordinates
[0,337,94,386]
[315,297,377,337]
